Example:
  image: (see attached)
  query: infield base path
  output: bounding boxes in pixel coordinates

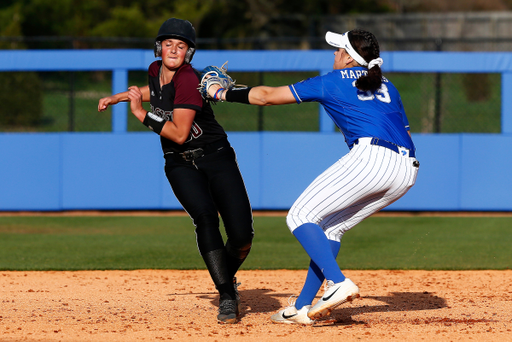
[1,270,511,341]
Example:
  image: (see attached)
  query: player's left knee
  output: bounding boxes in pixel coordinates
[226,240,252,260]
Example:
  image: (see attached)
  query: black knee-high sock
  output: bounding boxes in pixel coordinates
[202,248,236,300]
[225,241,252,279]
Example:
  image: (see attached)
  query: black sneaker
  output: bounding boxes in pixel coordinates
[217,298,239,324]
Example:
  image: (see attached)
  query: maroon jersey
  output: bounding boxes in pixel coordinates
[147,61,227,154]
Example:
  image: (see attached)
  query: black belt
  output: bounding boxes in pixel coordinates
[355,138,416,158]
[166,138,229,162]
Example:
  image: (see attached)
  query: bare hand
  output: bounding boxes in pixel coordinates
[128,86,146,121]
[98,96,117,112]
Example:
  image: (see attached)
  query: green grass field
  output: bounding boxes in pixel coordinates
[0,215,510,271]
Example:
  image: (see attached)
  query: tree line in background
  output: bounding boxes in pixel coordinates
[0,0,390,50]
[2,0,512,50]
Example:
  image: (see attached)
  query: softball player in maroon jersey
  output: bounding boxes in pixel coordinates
[98,18,253,324]
[206,29,419,324]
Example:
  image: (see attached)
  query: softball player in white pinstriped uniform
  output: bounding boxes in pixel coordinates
[206,28,419,324]
[287,137,417,243]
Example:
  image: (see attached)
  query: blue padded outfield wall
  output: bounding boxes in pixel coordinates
[1,50,512,211]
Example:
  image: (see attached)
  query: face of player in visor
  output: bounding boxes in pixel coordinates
[160,38,189,70]
[333,48,360,70]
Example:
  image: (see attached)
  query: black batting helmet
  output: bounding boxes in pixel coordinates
[154,18,196,62]
[156,18,196,47]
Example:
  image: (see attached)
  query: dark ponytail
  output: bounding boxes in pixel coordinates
[349,29,382,92]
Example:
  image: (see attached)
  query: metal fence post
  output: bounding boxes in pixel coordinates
[434,38,443,133]
[112,69,128,133]
[501,72,512,134]
[68,71,75,132]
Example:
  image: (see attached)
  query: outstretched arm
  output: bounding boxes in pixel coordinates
[208,84,296,106]
[246,86,297,106]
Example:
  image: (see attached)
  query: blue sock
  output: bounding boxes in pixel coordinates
[293,223,345,285]
[295,240,341,310]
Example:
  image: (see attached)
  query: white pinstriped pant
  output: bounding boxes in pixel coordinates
[286,137,419,242]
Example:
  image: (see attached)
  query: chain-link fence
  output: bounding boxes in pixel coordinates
[0,67,501,134]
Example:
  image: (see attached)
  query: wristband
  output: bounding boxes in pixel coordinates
[225,87,252,104]
[142,111,165,134]
[214,88,225,101]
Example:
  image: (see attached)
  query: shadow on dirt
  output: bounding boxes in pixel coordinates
[197,288,282,319]
[198,289,447,322]
[324,291,448,326]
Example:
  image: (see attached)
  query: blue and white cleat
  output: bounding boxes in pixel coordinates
[307,278,360,320]
[271,304,313,324]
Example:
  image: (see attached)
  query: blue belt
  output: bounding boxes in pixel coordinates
[355,138,415,158]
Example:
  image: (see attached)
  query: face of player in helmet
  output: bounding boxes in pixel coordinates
[160,38,189,70]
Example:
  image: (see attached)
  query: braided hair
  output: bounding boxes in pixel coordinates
[348,29,382,92]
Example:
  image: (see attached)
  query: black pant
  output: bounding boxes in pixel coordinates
[164,141,254,266]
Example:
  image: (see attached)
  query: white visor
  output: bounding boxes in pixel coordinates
[325,31,368,67]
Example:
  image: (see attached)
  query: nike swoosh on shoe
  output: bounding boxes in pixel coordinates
[322,287,340,301]
[282,312,297,319]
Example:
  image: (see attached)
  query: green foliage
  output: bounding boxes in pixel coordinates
[0,0,391,46]
[0,215,510,270]
[0,2,22,37]
[22,0,78,36]
[1,0,214,41]
[88,1,215,39]
[0,72,43,128]
[462,73,491,102]
[89,4,155,38]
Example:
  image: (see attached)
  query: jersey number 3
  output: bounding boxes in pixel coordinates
[352,81,391,103]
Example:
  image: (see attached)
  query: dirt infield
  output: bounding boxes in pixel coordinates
[1,269,511,341]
